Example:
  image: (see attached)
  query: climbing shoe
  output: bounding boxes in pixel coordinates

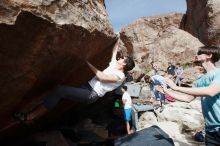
[13,111,28,121]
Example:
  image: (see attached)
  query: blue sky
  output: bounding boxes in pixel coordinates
[105,0,186,32]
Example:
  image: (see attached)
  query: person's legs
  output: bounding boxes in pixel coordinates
[125,121,131,134]
[44,84,98,109]
[159,93,165,105]
[158,92,165,112]
[154,90,161,101]
[154,90,164,105]
[175,76,181,86]
[178,76,182,86]
[153,90,161,110]
[178,77,181,86]
[15,83,99,121]
[175,76,178,85]
[123,108,132,134]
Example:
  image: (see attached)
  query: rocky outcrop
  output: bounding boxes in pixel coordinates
[0,0,116,134]
[119,13,203,77]
[182,0,220,45]
[120,13,183,56]
[139,99,204,145]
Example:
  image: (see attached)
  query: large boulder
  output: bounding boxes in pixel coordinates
[182,0,220,45]
[0,0,116,134]
[156,100,203,131]
[119,13,203,76]
[139,99,204,145]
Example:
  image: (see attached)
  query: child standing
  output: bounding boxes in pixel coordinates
[121,85,133,135]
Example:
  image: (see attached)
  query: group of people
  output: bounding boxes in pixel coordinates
[151,61,184,86]
[146,46,220,146]
[14,36,220,145]
[124,45,220,146]
[157,46,220,146]
[143,61,184,112]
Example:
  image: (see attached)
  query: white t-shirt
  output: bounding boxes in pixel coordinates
[88,60,125,97]
[122,91,132,109]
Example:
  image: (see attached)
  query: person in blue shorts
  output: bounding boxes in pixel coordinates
[157,46,220,146]
[121,85,133,135]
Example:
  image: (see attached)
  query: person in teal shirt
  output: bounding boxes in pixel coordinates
[157,46,220,146]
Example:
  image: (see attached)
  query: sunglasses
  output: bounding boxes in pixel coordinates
[193,60,203,66]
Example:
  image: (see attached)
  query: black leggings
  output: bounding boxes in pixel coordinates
[43,82,99,109]
[205,130,220,146]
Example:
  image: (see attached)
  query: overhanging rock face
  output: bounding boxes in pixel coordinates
[0,0,116,133]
